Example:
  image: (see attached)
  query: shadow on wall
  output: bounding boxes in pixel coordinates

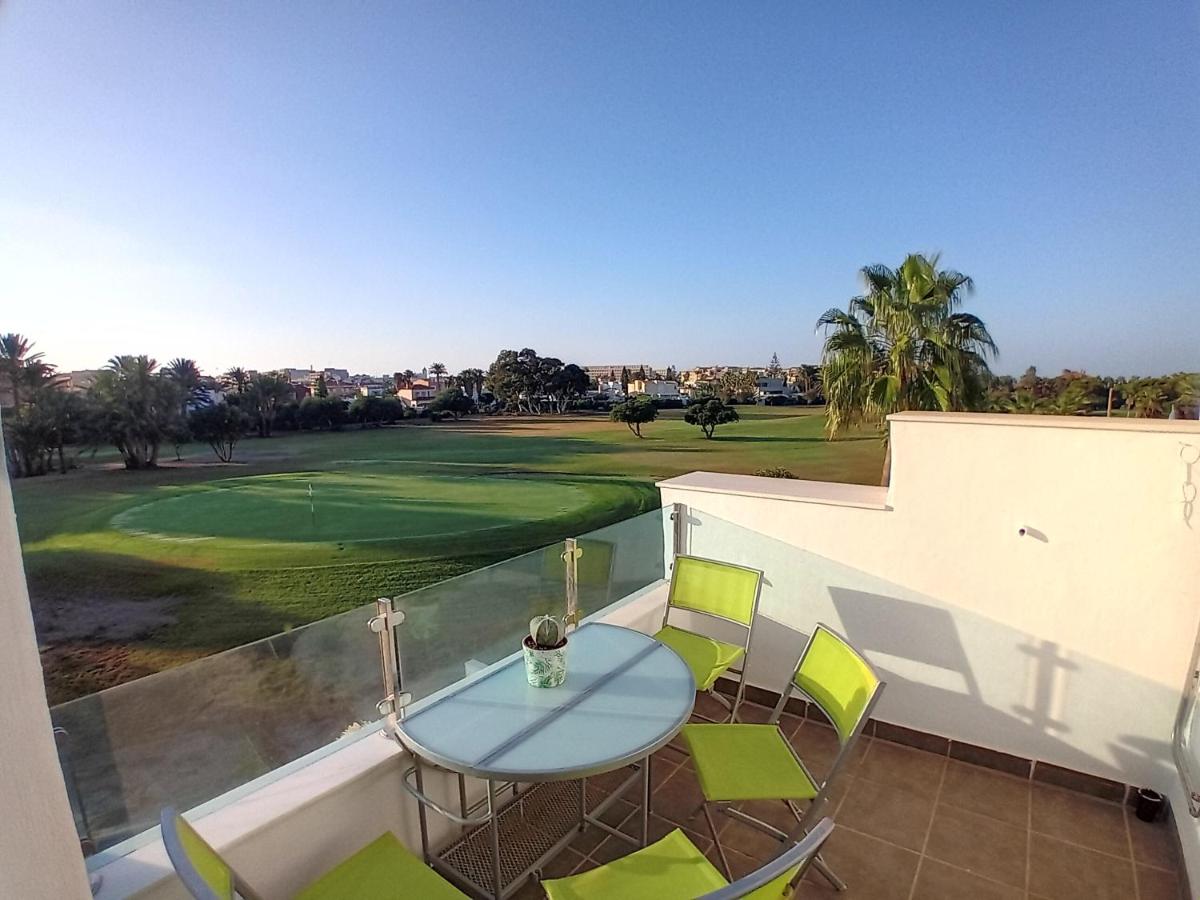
[682,512,1181,796]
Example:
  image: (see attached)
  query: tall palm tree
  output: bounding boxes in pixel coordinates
[0,333,46,409]
[165,357,205,417]
[91,355,179,469]
[816,254,997,483]
[429,362,448,388]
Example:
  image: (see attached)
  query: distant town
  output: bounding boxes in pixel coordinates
[44,356,824,414]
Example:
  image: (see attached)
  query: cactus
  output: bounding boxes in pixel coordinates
[529,614,566,650]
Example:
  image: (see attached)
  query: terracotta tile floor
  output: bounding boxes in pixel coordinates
[507,699,1189,900]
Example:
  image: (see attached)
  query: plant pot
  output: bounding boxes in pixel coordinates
[1135,787,1165,823]
[523,636,568,688]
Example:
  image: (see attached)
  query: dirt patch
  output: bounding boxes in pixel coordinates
[33,596,182,647]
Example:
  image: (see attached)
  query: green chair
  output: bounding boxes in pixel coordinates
[542,817,833,900]
[680,624,884,891]
[653,554,763,722]
[159,807,467,900]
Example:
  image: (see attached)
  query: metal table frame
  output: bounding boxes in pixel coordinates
[372,612,694,900]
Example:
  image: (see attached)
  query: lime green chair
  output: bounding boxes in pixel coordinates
[159,807,467,900]
[680,624,883,891]
[653,555,763,722]
[542,817,833,900]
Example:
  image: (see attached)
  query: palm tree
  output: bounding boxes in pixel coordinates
[165,357,206,418]
[429,362,448,388]
[456,368,486,398]
[1122,378,1168,418]
[222,367,250,394]
[0,333,46,409]
[816,254,997,483]
[90,355,180,469]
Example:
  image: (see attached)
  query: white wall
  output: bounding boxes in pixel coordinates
[0,434,93,898]
[659,411,1200,880]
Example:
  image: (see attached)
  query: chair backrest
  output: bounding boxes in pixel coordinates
[666,555,763,628]
[160,808,262,900]
[696,818,834,899]
[786,624,882,745]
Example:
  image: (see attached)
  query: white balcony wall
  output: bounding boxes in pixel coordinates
[0,432,93,899]
[658,411,1200,881]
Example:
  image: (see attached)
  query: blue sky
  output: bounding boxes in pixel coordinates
[1,1,1196,377]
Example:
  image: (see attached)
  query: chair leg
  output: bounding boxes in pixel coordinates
[703,803,732,880]
[813,854,848,892]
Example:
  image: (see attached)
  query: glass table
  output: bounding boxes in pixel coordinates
[393,621,695,899]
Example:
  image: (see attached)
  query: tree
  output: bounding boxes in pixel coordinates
[429,362,448,387]
[547,363,589,413]
[816,254,996,482]
[610,395,657,438]
[165,357,208,418]
[0,333,46,410]
[455,368,486,399]
[350,394,405,427]
[222,367,250,395]
[620,366,631,394]
[766,352,782,378]
[89,355,184,469]
[189,402,248,462]
[429,388,474,420]
[718,369,757,402]
[298,395,348,431]
[314,373,329,398]
[245,371,292,437]
[684,397,740,439]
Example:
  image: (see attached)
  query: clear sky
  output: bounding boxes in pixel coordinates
[1,1,1197,377]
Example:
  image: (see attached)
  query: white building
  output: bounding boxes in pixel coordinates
[629,379,680,398]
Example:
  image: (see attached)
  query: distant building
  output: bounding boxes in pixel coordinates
[629,379,680,398]
[583,365,659,384]
[396,384,437,408]
[65,370,102,393]
[755,377,792,401]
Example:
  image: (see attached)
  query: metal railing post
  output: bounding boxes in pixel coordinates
[563,538,580,629]
[671,502,689,562]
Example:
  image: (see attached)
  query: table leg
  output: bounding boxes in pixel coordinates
[488,779,502,900]
[641,754,651,847]
[414,759,430,862]
[578,778,587,831]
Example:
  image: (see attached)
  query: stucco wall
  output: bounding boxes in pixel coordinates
[658,411,1200,880]
[0,436,92,898]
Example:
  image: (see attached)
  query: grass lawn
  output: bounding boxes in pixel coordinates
[12,406,882,702]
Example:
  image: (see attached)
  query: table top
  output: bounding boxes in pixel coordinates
[394,622,696,782]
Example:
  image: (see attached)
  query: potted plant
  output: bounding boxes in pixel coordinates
[523,614,568,688]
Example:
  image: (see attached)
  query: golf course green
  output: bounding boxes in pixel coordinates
[12,407,882,702]
[112,471,597,544]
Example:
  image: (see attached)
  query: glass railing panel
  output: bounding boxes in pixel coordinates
[51,598,381,858]
[393,540,569,702]
[52,539,575,861]
[571,507,671,618]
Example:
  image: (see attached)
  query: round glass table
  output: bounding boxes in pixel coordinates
[393,622,695,899]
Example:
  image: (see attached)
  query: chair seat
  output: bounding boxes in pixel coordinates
[296,832,468,900]
[542,828,726,900]
[654,625,744,691]
[682,724,818,802]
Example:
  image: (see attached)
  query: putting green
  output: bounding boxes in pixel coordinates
[112,471,594,544]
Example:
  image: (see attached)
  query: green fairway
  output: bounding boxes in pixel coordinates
[12,407,882,702]
[113,471,595,544]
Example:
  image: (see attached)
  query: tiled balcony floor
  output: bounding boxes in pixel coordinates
[506,698,1188,900]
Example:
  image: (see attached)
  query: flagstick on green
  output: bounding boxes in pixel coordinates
[309,481,316,532]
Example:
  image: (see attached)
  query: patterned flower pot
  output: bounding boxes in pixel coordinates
[523,636,568,688]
